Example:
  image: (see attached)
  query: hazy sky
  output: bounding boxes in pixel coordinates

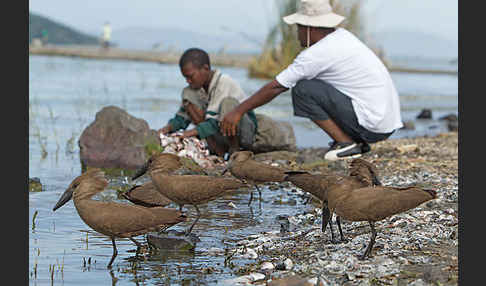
[29,0,458,41]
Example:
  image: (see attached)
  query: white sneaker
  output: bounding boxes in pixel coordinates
[324,142,363,161]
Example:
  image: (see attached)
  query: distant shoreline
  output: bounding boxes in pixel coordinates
[29,45,458,75]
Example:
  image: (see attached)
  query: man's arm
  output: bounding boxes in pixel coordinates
[220,79,288,136]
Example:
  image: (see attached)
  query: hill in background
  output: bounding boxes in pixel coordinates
[29,12,100,45]
[108,26,263,54]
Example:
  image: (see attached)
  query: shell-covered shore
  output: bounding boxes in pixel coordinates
[219,132,458,285]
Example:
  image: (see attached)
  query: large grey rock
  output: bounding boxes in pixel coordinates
[78,105,159,171]
[146,230,199,251]
[251,114,297,153]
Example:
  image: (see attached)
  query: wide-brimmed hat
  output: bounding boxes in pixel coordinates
[283,0,345,28]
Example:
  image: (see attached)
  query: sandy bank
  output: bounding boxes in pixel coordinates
[30,45,458,75]
[29,45,255,68]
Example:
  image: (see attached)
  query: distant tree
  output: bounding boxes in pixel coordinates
[248,0,388,79]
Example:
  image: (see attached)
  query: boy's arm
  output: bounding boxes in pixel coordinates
[159,107,192,135]
[175,118,218,139]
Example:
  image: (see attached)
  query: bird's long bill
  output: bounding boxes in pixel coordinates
[52,187,74,211]
[132,162,148,180]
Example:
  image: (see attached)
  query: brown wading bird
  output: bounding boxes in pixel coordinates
[132,153,208,178]
[132,154,248,235]
[328,185,437,259]
[122,181,172,207]
[222,151,288,206]
[52,168,187,268]
[284,159,381,242]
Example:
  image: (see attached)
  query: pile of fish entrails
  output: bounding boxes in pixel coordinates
[159,132,225,169]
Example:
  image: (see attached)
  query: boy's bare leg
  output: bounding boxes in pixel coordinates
[184,101,205,124]
[206,136,227,157]
[227,135,240,154]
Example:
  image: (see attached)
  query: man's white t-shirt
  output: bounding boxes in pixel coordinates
[276,28,403,133]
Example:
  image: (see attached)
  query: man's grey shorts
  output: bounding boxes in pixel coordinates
[291,79,393,144]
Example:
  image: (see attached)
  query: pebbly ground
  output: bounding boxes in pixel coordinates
[219,132,458,286]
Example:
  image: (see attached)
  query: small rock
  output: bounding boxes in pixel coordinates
[280,220,290,233]
[448,120,458,132]
[408,279,427,286]
[275,258,293,270]
[283,258,293,270]
[396,144,418,154]
[416,109,432,119]
[248,272,266,281]
[439,113,458,121]
[146,230,199,251]
[207,247,225,256]
[239,248,258,259]
[29,177,43,192]
[261,261,275,271]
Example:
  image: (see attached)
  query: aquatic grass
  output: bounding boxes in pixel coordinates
[47,105,61,161]
[29,100,48,159]
[32,210,39,231]
[65,131,77,155]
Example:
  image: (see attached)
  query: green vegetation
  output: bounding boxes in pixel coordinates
[29,12,99,45]
[248,0,387,79]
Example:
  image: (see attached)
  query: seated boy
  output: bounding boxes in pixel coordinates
[158,48,258,157]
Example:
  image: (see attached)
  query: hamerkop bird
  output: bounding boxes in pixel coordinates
[223,151,288,205]
[328,185,436,259]
[122,181,172,207]
[284,159,381,242]
[133,154,248,235]
[131,152,207,179]
[52,168,186,268]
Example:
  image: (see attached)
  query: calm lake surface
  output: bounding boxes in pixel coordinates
[29,55,457,285]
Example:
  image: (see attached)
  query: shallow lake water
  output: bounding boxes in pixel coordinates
[29,55,457,285]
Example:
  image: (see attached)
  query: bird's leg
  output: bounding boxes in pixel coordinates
[336,216,348,243]
[248,189,254,206]
[109,269,119,285]
[359,221,377,260]
[185,205,201,235]
[107,238,118,269]
[321,203,331,233]
[129,237,143,254]
[328,214,339,244]
[255,185,262,202]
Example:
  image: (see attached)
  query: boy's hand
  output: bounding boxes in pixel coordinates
[172,129,198,139]
[158,125,172,135]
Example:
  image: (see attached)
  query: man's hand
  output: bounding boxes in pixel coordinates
[221,79,288,137]
[220,109,243,137]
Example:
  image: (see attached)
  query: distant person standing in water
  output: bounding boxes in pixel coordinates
[41,29,48,46]
[102,22,111,49]
[220,0,403,161]
[158,48,258,158]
